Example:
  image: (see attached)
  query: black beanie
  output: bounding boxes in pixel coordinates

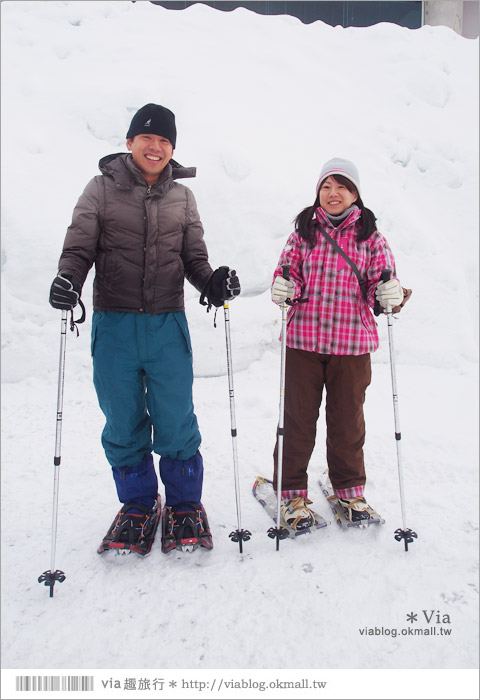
[126,104,177,147]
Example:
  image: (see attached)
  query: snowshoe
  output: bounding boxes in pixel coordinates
[97,497,161,556]
[280,496,315,531]
[319,478,384,529]
[337,496,372,523]
[161,502,213,553]
[253,476,329,538]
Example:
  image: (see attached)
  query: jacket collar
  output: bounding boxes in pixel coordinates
[98,153,196,191]
[315,205,361,232]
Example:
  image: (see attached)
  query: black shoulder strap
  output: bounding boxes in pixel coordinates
[316,224,368,301]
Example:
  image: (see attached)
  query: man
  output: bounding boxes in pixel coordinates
[49,103,240,554]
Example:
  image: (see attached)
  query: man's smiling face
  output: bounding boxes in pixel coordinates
[126,133,174,185]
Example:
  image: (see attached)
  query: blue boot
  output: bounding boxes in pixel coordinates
[112,453,158,512]
[159,450,203,507]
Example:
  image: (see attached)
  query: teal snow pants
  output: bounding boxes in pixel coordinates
[91,310,202,471]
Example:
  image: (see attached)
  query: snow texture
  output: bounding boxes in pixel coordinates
[1,0,478,679]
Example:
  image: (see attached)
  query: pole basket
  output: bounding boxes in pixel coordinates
[38,569,66,597]
[267,525,289,551]
[394,528,418,552]
[229,528,252,553]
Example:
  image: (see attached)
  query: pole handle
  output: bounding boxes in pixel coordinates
[374,269,391,316]
[381,269,391,282]
[281,264,290,281]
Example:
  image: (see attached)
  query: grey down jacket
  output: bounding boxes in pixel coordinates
[58,153,214,314]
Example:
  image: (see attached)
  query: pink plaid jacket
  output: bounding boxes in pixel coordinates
[274,206,396,355]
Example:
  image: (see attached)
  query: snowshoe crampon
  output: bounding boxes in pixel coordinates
[97,497,161,556]
[161,503,213,553]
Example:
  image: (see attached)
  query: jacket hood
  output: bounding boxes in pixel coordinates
[98,152,196,187]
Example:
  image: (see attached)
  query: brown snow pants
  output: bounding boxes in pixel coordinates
[273,348,372,494]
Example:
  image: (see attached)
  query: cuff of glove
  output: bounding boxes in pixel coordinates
[391,287,412,314]
[60,272,83,295]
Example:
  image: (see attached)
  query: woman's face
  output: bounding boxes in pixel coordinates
[319,176,358,216]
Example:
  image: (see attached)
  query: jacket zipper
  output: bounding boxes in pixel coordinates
[142,189,150,312]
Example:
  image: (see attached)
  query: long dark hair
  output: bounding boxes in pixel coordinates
[294,174,377,248]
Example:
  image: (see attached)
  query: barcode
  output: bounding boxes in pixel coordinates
[15,676,94,691]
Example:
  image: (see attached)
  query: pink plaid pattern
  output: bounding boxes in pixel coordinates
[279,488,308,500]
[278,486,364,499]
[274,207,396,356]
[334,485,365,499]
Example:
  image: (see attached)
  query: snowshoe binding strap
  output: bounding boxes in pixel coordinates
[280,497,315,530]
[332,496,373,522]
[111,503,154,546]
[170,503,202,552]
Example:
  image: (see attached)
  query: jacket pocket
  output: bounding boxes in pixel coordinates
[358,300,377,334]
[172,312,192,354]
[90,311,103,356]
[96,250,117,290]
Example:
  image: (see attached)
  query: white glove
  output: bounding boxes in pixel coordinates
[271,276,295,304]
[375,278,404,309]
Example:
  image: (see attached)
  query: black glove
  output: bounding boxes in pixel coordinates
[49,273,81,310]
[202,266,241,308]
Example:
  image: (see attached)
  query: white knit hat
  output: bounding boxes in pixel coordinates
[316,157,361,195]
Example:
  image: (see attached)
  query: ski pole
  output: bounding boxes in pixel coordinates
[38,302,85,597]
[376,270,417,552]
[224,300,251,553]
[38,310,69,596]
[268,264,291,550]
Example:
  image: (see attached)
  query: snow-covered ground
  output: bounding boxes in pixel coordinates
[1,2,478,698]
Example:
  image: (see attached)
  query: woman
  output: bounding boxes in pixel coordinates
[271,157,410,530]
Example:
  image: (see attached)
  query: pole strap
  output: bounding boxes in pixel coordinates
[69,300,86,336]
